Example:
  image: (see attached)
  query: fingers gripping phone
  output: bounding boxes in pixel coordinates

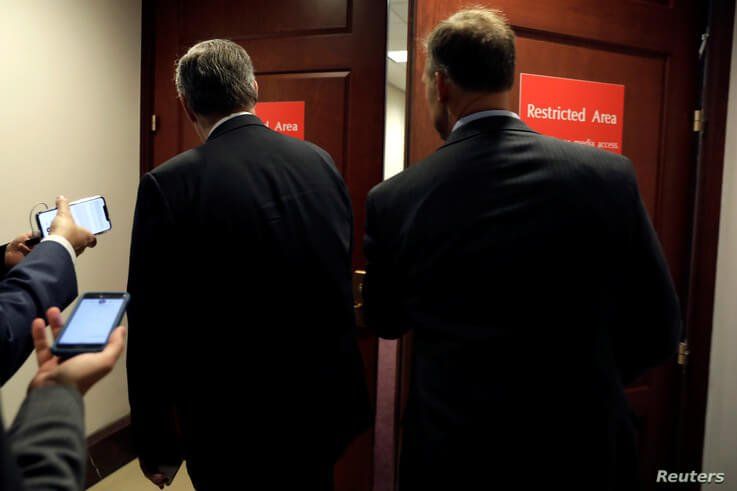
[36,196,112,238]
[51,292,129,358]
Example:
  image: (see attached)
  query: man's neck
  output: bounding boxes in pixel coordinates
[196,109,252,140]
[448,92,510,130]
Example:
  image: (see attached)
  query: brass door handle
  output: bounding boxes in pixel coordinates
[353,270,366,309]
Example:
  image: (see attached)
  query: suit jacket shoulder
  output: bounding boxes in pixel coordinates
[372,118,638,222]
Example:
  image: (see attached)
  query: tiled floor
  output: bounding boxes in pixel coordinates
[89,459,195,490]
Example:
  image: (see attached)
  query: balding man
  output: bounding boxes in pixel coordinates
[127,39,370,490]
[364,8,680,490]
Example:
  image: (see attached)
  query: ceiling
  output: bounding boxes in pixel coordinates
[387,0,408,91]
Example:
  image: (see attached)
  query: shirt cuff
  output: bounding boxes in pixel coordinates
[42,235,76,265]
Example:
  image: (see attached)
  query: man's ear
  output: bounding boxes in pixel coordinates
[180,97,197,123]
[435,71,450,103]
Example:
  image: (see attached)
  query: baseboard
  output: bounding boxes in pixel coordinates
[85,415,136,488]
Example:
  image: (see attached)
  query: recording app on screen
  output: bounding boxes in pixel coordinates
[59,298,125,344]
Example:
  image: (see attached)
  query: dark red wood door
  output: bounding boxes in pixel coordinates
[404,1,702,489]
[144,1,387,489]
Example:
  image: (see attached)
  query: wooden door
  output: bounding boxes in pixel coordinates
[405,1,702,488]
[143,1,387,489]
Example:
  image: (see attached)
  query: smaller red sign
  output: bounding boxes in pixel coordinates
[254,101,305,140]
[519,74,625,154]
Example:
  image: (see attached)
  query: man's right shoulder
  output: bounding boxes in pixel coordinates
[149,147,204,180]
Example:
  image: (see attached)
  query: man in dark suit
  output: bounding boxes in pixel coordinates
[364,8,681,491]
[0,197,97,384]
[127,39,370,490]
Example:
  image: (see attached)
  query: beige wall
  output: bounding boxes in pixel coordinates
[384,83,406,180]
[0,0,141,435]
[703,8,737,488]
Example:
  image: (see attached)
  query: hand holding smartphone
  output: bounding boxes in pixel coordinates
[36,196,111,238]
[29,306,127,396]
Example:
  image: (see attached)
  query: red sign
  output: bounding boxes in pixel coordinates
[519,74,625,154]
[254,101,305,140]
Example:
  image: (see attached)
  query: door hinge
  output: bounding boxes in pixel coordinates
[693,109,704,133]
[353,270,366,310]
[678,340,690,366]
[699,31,710,59]
[151,114,157,133]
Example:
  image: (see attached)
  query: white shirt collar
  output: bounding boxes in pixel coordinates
[451,110,520,133]
[207,111,253,138]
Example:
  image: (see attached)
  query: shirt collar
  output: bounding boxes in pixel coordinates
[207,111,253,138]
[451,110,520,134]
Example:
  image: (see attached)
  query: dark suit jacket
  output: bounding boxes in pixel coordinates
[127,114,371,489]
[364,116,681,490]
[1,385,86,491]
[0,241,77,385]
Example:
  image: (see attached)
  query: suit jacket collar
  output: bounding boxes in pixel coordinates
[441,115,537,149]
[206,113,265,142]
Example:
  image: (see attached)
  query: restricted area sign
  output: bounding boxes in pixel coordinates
[254,101,305,140]
[519,74,625,154]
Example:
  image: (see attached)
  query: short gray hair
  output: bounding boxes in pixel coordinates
[426,8,515,92]
[175,39,258,116]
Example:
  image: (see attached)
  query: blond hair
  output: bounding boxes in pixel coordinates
[425,8,516,92]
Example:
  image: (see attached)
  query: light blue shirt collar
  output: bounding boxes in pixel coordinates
[451,110,520,133]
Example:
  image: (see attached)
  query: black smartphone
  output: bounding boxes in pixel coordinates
[36,196,111,238]
[51,292,129,358]
[24,233,42,247]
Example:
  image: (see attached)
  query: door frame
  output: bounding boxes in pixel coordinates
[140,0,155,175]
[677,0,736,485]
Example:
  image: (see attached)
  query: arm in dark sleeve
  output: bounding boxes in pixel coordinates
[613,165,682,384]
[126,173,183,472]
[3,385,86,491]
[0,241,77,385]
[363,191,408,339]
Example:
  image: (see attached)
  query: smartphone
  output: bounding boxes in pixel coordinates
[36,196,111,238]
[51,292,129,358]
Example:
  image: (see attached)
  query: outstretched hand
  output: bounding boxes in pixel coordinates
[28,307,125,395]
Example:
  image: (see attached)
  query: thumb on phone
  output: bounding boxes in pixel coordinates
[55,196,71,217]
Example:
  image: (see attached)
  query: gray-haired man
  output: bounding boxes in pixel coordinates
[126,39,370,490]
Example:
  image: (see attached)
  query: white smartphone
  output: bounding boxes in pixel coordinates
[36,195,111,237]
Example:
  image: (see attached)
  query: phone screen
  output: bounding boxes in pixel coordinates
[57,297,126,345]
[37,197,111,237]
